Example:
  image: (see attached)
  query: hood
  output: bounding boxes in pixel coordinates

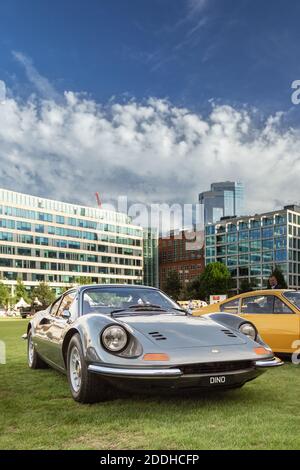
[119,313,247,350]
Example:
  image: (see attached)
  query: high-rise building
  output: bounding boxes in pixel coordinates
[143,228,159,288]
[199,181,245,225]
[204,205,300,292]
[0,188,143,294]
[159,230,205,289]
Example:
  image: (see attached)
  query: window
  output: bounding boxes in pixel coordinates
[241,295,275,314]
[273,298,293,314]
[50,297,62,316]
[220,298,239,314]
[56,292,76,317]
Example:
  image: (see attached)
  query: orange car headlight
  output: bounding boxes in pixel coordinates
[143,353,170,361]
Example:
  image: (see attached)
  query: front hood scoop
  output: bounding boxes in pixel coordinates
[121,314,246,349]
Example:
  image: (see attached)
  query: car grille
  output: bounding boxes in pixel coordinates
[179,361,254,375]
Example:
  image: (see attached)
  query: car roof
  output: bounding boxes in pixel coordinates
[224,289,296,302]
[75,284,159,293]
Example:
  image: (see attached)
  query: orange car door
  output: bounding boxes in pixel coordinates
[239,294,299,353]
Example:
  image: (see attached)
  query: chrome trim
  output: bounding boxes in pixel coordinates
[255,357,284,368]
[88,364,183,378]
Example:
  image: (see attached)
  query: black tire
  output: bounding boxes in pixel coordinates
[67,334,108,403]
[27,329,48,369]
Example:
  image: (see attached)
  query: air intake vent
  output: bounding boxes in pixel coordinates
[221,329,237,338]
[149,331,167,341]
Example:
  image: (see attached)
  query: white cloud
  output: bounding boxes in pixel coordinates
[12,51,61,101]
[0,83,299,217]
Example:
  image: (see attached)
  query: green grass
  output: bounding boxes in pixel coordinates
[0,319,300,450]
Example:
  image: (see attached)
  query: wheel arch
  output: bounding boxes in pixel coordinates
[62,328,84,368]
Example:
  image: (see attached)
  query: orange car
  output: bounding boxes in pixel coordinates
[193,290,300,354]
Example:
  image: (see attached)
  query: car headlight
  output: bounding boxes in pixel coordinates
[101,325,128,352]
[239,323,257,340]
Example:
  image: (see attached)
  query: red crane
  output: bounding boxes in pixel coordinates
[95,192,102,208]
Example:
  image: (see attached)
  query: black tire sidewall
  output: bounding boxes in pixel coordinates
[67,334,88,401]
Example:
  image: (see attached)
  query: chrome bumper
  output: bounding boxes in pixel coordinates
[254,357,284,368]
[88,364,183,378]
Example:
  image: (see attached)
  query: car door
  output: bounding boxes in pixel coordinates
[239,294,299,353]
[34,296,62,361]
[43,291,77,369]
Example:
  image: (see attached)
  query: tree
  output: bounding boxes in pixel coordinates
[0,282,11,308]
[14,278,30,304]
[239,279,255,294]
[75,276,92,285]
[163,270,182,301]
[31,282,56,309]
[268,266,288,289]
[187,262,232,301]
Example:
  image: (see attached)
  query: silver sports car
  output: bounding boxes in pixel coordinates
[24,284,283,403]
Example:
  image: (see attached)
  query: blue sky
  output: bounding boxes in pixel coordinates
[1,0,300,113]
[0,0,300,214]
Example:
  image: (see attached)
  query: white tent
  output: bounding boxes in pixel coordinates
[15,297,30,309]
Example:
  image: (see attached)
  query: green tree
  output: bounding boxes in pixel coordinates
[75,276,92,285]
[268,266,288,289]
[14,278,30,304]
[0,282,11,308]
[31,282,56,309]
[187,262,232,300]
[239,279,255,294]
[163,270,182,301]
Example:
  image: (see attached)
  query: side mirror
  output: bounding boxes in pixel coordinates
[62,310,71,320]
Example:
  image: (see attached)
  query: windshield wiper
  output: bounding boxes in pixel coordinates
[111,304,167,315]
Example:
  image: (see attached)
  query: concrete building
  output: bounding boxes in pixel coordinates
[159,230,205,289]
[143,228,159,288]
[0,188,143,294]
[199,181,245,225]
[205,205,300,292]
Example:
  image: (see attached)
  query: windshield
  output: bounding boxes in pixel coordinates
[283,291,300,310]
[82,287,181,315]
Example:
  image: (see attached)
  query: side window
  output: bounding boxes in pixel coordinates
[241,295,274,314]
[220,298,239,314]
[50,297,62,316]
[56,292,76,318]
[274,297,293,314]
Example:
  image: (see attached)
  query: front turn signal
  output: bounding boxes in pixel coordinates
[254,347,270,355]
[143,353,170,361]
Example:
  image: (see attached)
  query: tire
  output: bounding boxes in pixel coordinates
[27,329,48,369]
[67,334,108,403]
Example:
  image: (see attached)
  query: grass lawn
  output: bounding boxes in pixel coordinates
[0,319,300,450]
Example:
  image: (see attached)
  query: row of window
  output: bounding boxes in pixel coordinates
[206,238,287,257]
[0,231,142,250]
[1,271,141,283]
[0,262,142,275]
[205,215,287,235]
[0,218,142,242]
[206,227,287,246]
[206,250,287,265]
[0,205,141,237]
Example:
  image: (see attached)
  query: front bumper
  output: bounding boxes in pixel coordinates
[88,356,283,391]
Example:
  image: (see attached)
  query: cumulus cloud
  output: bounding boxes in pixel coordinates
[0,82,299,218]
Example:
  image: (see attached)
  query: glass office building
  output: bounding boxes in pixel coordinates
[205,205,300,291]
[199,181,245,225]
[0,189,143,294]
[143,228,159,288]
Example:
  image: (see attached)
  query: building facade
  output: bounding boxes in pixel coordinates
[205,205,300,292]
[159,230,205,289]
[143,228,159,288]
[199,181,245,225]
[0,189,143,294]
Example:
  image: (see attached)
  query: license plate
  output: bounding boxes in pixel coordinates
[209,376,227,385]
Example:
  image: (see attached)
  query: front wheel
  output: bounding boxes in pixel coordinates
[67,334,108,403]
[27,330,48,369]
